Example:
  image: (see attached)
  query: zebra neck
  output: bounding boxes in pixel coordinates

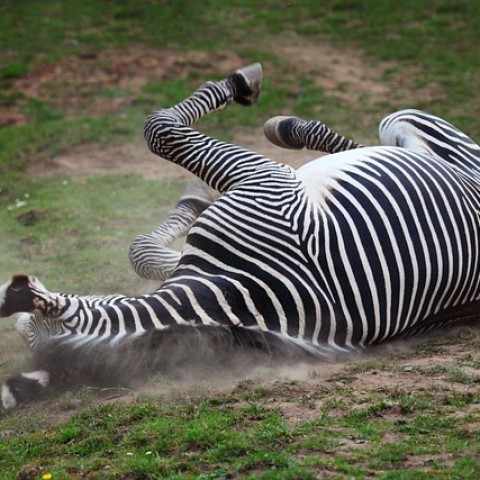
[53,285,222,337]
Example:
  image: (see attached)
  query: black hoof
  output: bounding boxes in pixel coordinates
[263,116,306,149]
[231,63,263,106]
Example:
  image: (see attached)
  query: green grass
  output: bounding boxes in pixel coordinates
[0,382,479,479]
[2,0,480,127]
[0,174,184,292]
[1,0,480,478]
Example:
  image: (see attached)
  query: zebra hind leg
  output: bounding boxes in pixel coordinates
[264,116,363,153]
[129,182,214,281]
[144,63,263,162]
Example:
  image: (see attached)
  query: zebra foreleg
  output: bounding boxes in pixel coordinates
[264,116,363,153]
[129,182,213,281]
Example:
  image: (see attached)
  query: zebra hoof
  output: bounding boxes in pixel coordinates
[1,370,50,410]
[263,116,306,149]
[232,63,263,106]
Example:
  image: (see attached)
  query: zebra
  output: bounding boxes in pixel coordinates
[2,62,480,409]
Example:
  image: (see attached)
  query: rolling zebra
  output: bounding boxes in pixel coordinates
[2,62,480,409]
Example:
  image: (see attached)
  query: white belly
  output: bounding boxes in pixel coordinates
[295,146,405,203]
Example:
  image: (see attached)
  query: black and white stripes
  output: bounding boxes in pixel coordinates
[129,182,213,281]
[2,63,480,408]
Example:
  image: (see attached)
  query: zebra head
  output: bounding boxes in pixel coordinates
[0,274,61,318]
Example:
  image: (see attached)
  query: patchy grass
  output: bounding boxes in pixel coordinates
[0,174,184,293]
[1,1,480,479]
[1,345,480,479]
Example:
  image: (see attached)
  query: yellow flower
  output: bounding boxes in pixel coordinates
[42,474,53,480]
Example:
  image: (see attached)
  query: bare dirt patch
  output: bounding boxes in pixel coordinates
[272,33,444,109]
[8,47,244,119]
[27,130,321,181]
[15,37,445,179]
[28,140,198,181]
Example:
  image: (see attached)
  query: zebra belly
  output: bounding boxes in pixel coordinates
[297,146,480,345]
[167,145,480,347]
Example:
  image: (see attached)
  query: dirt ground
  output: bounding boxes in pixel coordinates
[10,325,480,430]
[5,35,443,178]
[2,37,479,424]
